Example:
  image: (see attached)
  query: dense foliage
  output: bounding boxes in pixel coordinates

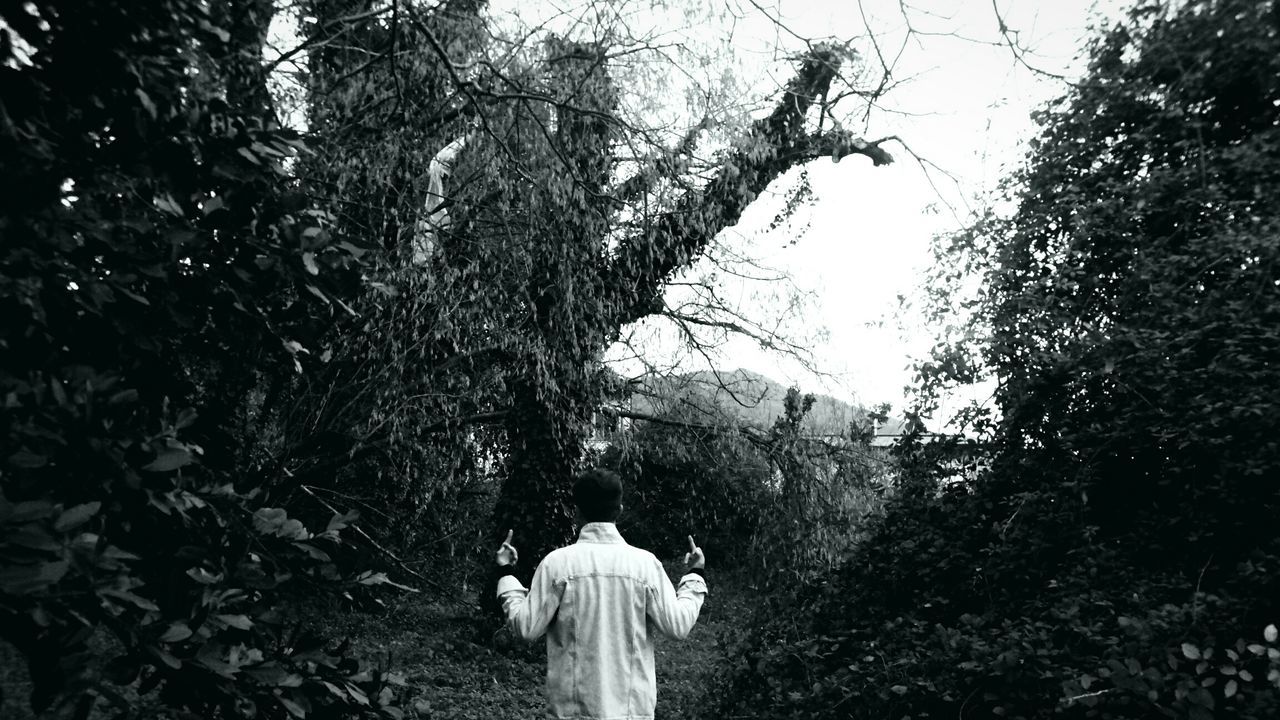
[0,2,406,718]
[259,1,895,595]
[604,407,774,569]
[715,1,1280,718]
[1,0,898,715]
[605,386,891,582]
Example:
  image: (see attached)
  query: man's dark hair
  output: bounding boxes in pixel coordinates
[573,468,623,522]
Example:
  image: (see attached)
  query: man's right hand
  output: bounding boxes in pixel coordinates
[683,535,705,570]
[496,529,518,567]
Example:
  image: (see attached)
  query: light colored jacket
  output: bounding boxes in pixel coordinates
[496,522,708,720]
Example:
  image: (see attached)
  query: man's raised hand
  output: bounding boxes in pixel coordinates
[683,535,705,570]
[496,529,518,567]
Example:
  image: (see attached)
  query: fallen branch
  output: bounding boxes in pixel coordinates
[297,483,440,593]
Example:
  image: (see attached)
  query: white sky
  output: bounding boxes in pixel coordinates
[625,0,1126,416]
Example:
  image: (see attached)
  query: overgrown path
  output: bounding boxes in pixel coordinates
[339,567,756,719]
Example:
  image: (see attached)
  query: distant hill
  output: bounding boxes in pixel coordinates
[628,368,863,434]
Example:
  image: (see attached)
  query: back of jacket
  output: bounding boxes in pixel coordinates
[497,523,707,720]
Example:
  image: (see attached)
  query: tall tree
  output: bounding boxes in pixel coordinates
[276,1,895,581]
[474,41,894,583]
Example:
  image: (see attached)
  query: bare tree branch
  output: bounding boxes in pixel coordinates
[605,45,894,328]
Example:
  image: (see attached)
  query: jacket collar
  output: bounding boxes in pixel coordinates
[576,522,626,544]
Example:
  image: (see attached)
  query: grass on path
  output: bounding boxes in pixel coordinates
[339,565,755,719]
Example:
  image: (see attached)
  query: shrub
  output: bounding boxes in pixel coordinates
[0,3,404,717]
[603,409,773,568]
[714,1,1280,717]
[605,387,890,580]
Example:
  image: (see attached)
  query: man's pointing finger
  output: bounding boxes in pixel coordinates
[504,529,513,544]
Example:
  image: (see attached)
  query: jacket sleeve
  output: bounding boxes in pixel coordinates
[645,560,707,640]
[495,559,563,641]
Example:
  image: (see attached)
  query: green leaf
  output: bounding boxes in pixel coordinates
[101,588,160,612]
[195,649,239,678]
[338,241,367,259]
[8,451,48,469]
[143,448,193,472]
[135,88,157,118]
[187,566,222,584]
[354,571,415,590]
[54,502,101,532]
[8,526,61,552]
[155,193,183,216]
[345,684,370,706]
[279,697,307,718]
[215,614,254,630]
[115,285,150,306]
[50,377,68,406]
[147,644,182,669]
[160,622,193,643]
[198,18,231,43]
[322,681,348,699]
[305,284,330,304]
[108,388,139,405]
[0,559,69,594]
[9,501,54,522]
[245,664,303,687]
[326,510,359,533]
[1182,643,1202,660]
[293,542,331,562]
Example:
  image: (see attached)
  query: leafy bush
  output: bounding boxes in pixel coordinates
[0,3,404,717]
[748,387,890,585]
[714,0,1280,717]
[604,407,774,567]
[606,387,890,580]
[714,473,1280,720]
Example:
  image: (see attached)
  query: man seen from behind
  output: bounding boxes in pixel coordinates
[493,467,707,720]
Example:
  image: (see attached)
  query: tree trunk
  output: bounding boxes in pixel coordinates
[481,374,582,617]
[209,0,277,124]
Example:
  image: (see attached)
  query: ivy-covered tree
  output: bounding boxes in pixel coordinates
[273,2,895,583]
[471,42,895,581]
